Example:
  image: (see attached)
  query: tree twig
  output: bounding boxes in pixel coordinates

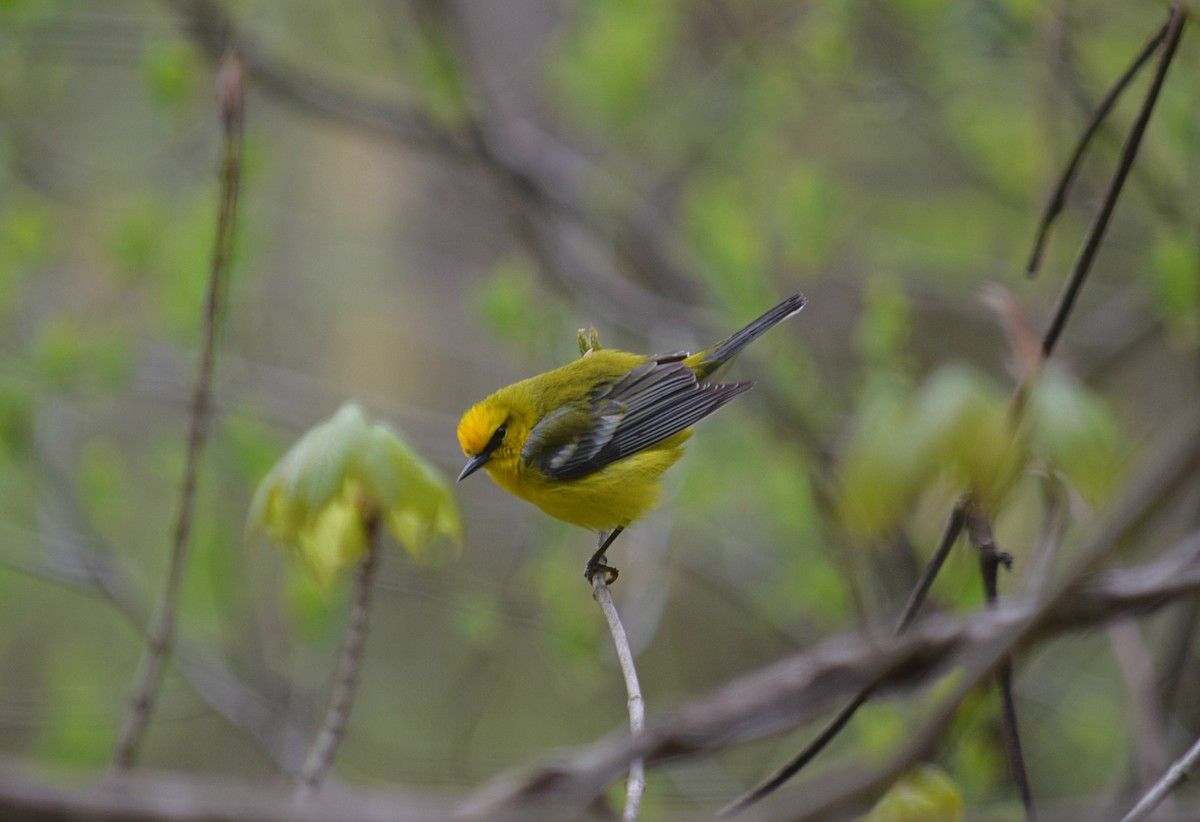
[591,534,646,822]
[719,498,967,816]
[1026,12,1170,277]
[470,520,1200,821]
[965,503,1037,821]
[1121,734,1200,822]
[727,5,1189,807]
[298,512,384,793]
[1040,2,1186,358]
[1109,620,1169,794]
[110,49,245,772]
[3,531,1199,822]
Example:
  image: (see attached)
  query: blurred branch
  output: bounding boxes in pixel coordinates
[5,506,308,772]
[1039,2,1186,357]
[111,49,245,771]
[1108,620,1169,794]
[965,504,1036,822]
[719,498,968,816]
[725,399,1200,812]
[1026,12,1169,276]
[165,0,707,334]
[591,559,646,822]
[1121,734,1200,822]
[2,530,1198,821]
[474,520,1200,822]
[299,514,383,793]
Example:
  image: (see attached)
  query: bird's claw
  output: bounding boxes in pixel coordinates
[584,556,619,586]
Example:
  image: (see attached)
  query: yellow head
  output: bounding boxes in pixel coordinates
[456,397,516,482]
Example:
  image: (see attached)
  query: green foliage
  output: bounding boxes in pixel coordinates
[0,197,51,314]
[856,273,913,368]
[248,403,461,589]
[780,163,840,270]
[838,359,1122,534]
[35,642,117,767]
[32,317,132,393]
[0,374,32,460]
[142,40,201,111]
[451,589,504,648]
[1026,367,1122,503]
[861,764,963,822]
[550,0,676,129]
[475,255,540,347]
[681,174,769,316]
[1151,230,1200,347]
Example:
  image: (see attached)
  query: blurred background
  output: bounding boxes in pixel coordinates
[0,0,1198,818]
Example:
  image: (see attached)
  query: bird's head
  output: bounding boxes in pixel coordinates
[456,399,512,482]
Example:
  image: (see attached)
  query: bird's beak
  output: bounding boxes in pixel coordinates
[457,452,491,482]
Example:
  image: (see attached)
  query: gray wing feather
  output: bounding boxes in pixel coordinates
[526,358,751,481]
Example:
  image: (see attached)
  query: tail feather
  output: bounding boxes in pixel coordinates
[693,293,806,377]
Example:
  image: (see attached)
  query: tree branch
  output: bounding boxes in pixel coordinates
[299,514,383,793]
[1026,11,1170,277]
[1040,3,1186,358]
[110,49,245,771]
[591,566,646,822]
[1121,734,1200,822]
[5,532,1197,822]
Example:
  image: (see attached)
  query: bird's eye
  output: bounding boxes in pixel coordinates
[486,423,507,451]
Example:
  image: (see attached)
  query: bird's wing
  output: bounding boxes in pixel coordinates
[522,358,752,481]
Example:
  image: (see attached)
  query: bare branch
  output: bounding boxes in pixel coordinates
[1040,3,1187,357]
[1026,13,1170,276]
[966,504,1036,821]
[1121,735,1200,822]
[111,49,245,771]
[5,534,1196,822]
[299,515,384,793]
[720,498,968,816]
[591,563,646,821]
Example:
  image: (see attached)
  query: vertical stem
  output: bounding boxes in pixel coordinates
[965,504,1036,821]
[110,50,244,772]
[591,533,645,822]
[299,513,383,793]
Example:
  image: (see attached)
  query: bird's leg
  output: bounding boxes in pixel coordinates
[584,527,624,584]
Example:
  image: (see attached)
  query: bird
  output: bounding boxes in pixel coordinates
[456,293,806,582]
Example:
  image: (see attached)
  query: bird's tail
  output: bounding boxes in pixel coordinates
[692,293,807,378]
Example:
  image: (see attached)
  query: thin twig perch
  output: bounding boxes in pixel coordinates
[591,533,646,822]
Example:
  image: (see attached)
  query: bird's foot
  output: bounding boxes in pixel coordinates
[584,555,619,586]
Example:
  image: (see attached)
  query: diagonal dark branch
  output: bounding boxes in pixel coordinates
[718,498,967,816]
[1040,3,1186,357]
[1026,12,1170,277]
[723,398,1200,813]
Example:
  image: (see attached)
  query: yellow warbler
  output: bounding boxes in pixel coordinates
[457,294,806,580]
